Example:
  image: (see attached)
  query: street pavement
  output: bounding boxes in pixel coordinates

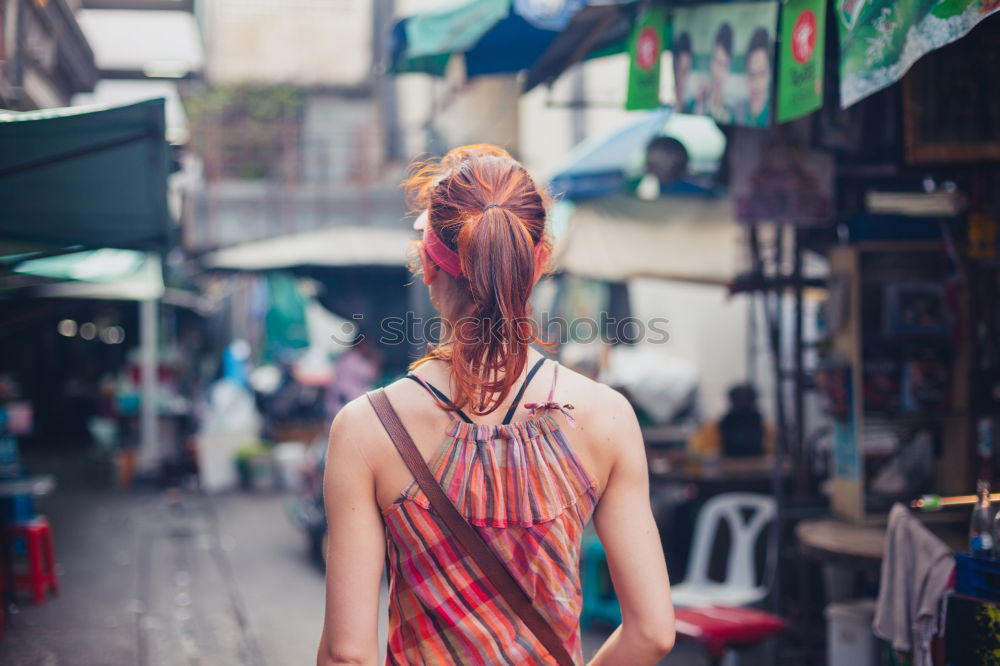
[1,458,709,666]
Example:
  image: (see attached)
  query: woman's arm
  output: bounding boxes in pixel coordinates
[587,388,675,665]
[317,400,386,666]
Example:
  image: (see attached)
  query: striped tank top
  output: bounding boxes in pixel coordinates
[381,358,601,665]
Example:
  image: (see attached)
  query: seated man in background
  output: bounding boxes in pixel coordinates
[688,384,775,459]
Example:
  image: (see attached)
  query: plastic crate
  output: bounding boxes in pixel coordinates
[955,551,1000,604]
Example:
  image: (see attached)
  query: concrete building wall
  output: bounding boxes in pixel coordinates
[202,0,373,86]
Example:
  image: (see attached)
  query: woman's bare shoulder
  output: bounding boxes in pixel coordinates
[553,363,640,437]
[326,392,390,469]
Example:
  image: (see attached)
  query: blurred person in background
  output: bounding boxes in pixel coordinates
[317,145,674,665]
[688,383,775,459]
[324,334,382,424]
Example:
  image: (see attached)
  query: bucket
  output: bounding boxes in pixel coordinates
[825,599,877,666]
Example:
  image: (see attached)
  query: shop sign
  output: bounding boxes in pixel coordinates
[625,5,666,111]
[968,213,998,260]
[777,0,826,123]
[671,2,779,127]
[729,123,834,225]
[837,0,1000,109]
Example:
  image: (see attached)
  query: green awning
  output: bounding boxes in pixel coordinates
[404,0,510,59]
[0,98,170,253]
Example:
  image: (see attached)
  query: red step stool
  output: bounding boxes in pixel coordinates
[674,606,786,666]
[7,516,58,604]
[0,548,5,636]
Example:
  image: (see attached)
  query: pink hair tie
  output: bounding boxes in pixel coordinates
[422,222,546,281]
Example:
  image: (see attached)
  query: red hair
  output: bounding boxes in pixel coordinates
[405,145,551,416]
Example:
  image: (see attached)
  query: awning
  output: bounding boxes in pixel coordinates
[202,226,414,271]
[14,250,165,301]
[391,0,636,79]
[552,194,740,285]
[393,0,559,77]
[73,80,189,145]
[522,3,635,92]
[0,99,171,253]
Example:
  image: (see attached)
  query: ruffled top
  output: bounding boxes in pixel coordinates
[380,360,600,666]
[392,413,599,528]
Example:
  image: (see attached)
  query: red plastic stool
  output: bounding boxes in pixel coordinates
[7,516,58,604]
[0,548,5,636]
[674,606,786,666]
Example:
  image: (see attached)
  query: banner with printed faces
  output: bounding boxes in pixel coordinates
[671,2,779,127]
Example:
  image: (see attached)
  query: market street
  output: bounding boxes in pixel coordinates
[1,457,711,666]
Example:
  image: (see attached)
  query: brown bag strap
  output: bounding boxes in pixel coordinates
[367,388,576,666]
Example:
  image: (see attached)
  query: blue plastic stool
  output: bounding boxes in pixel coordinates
[580,532,621,629]
[1,493,36,523]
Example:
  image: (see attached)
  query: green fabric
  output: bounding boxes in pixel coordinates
[837,0,1000,107]
[264,272,310,360]
[0,99,170,252]
[403,0,511,59]
[394,52,452,77]
[777,0,825,123]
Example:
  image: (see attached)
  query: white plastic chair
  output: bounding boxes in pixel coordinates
[671,492,776,608]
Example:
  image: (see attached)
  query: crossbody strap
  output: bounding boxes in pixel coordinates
[367,388,576,666]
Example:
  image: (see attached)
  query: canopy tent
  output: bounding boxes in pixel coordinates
[10,249,164,301]
[202,226,414,272]
[0,99,171,255]
[552,194,740,285]
[391,0,643,81]
[547,110,726,200]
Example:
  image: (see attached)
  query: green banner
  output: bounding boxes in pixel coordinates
[837,0,1000,108]
[625,6,667,111]
[777,0,826,123]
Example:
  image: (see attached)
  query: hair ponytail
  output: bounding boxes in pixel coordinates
[405,147,550,415]
[453,206,537,413]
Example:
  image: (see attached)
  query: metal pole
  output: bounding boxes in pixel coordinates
[793,228,807,499]
[140,296,158,476]
[570,66,586,147]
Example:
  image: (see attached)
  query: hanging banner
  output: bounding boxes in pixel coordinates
[671,2,779,127]
[777,0,826,123]
[625,5,667,111]
[837,0,1000,109]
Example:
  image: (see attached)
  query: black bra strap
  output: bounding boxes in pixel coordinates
[405,374,474,423]
[502,357,547,425]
